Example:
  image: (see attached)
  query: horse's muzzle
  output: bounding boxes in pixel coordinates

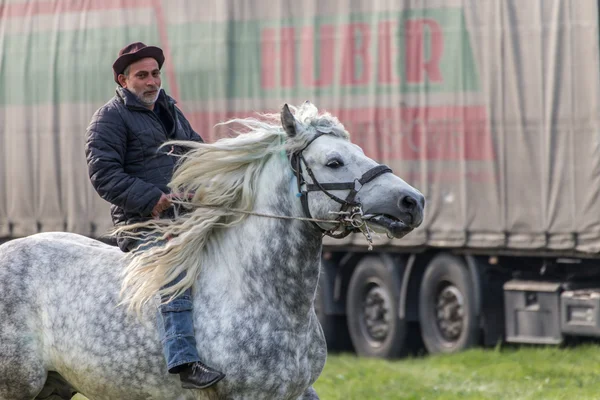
[362,190,425,237]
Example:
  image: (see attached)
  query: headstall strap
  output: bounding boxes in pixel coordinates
[291,132,393,238]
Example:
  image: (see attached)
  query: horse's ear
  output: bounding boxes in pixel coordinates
[281,104,297,137]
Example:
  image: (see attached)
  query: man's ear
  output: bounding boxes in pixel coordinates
[117,74,127,88]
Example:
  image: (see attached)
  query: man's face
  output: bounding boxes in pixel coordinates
[118,57,161,108]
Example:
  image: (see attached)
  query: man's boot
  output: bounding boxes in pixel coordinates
[179,361,226,389]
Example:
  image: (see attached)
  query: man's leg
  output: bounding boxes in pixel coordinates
[157,272,224,389]
[157,275,200,373]
[128,237,225,389]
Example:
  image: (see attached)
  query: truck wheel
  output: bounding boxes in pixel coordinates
[346,255,406,358]
[419,254,479,354]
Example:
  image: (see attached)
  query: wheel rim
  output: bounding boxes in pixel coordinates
[434,283,464,342]
[359,279,392,348]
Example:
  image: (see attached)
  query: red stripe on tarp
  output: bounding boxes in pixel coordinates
[0,0,153,18]
[187,106,495,162]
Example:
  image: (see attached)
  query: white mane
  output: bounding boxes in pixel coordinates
[113,102,350,314]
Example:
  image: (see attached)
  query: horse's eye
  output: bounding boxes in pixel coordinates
[326,159,344,169]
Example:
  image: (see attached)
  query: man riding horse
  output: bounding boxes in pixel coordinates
[84,42,225,390]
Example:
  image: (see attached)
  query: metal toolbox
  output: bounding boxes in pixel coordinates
[503,280,563,344]
[561,289,600,336]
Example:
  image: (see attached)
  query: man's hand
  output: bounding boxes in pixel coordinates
[151,193,172,218]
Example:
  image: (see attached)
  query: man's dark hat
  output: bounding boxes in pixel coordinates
[112,42,165,84]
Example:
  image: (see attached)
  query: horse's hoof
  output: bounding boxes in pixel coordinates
[180,362,225,389]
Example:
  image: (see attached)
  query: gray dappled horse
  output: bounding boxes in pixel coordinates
[0,102,424,400]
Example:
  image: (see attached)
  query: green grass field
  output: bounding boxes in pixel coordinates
[73,344,600,399]
[314,345,600,399]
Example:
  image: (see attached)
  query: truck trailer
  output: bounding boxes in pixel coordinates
[1,0,600,358]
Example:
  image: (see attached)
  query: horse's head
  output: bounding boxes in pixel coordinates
[281,102,425,240]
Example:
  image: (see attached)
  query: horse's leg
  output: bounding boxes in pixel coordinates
[0,256,48,400]
[297,386,319,400]
[0,357,46,400]
[0,309,47,399]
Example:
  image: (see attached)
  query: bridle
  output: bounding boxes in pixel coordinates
[290,131,393,238]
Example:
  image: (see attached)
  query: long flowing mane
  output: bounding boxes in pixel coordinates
[113,102,350,314]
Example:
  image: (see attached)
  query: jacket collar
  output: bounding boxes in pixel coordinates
[115,86,176,110]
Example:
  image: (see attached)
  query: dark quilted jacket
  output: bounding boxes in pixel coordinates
[85,87,203,251]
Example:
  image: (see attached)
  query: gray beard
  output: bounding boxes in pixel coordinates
[128,87,160,106]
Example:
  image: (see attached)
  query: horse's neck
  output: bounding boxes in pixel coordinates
[201,166,322,324]
[237,215,321,316]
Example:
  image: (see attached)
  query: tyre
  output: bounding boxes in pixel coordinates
[346,255,406,358]
[419,253,479,354]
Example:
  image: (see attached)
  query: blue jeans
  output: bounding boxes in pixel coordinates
[128,236,201,373]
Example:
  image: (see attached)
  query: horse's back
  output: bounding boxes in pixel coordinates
[0,231,120,269]
[0,232,123,307]
[0,231,120,323]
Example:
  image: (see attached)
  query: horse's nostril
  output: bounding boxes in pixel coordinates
[400,195,417,211]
